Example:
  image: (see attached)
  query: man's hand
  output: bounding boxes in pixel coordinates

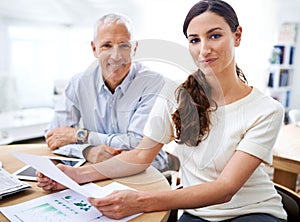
[83,145,122,163]
[45,127,77,150]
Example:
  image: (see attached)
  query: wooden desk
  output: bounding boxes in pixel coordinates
[272,124,300,191]
[0,144,171,222]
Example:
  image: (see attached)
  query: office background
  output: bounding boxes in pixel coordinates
[0,0,300,143]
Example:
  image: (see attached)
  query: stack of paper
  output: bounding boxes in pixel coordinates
[0,167,31,199]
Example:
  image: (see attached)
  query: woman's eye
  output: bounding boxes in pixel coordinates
[189,38,200,44]
[210,34,222,39]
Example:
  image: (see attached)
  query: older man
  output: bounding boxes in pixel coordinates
[45,13,169,171]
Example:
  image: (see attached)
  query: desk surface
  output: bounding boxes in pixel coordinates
[273,124,300,161]
[273,124,300,173]
[272,124,300,191]
[0,144,171,222]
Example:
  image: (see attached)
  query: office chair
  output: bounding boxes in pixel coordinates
[275,183,300,222]
[288,109,300,125]
[163,151,180,187]
[167,182,300,222]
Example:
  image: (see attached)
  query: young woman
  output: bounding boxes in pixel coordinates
[37,0,287,221]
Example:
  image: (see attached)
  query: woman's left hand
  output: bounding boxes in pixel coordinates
[88,189,147,219]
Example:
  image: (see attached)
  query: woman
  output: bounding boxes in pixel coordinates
[37,0,287,221]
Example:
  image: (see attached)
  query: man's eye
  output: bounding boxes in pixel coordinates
[101,44,112,49]
[119,43,131,49]
[189,38,200,44]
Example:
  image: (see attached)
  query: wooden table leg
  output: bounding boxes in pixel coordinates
[273,168,298,191]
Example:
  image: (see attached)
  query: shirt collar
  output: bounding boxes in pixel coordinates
[97,62,136,95]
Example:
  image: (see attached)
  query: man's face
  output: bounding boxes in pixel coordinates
[92,22,133,89]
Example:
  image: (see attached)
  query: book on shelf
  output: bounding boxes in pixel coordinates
[283,45,295,65]
[270,91,290,109]
[267,72,274,87]
[285,90,291,108]
[270,45,295,65]
[270,45,284,64]
[289,46,295,65]
[278,22,298,44]
[279,69,289,87]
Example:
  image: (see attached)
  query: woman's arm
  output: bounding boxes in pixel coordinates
[90,136,164,179]
[37,136,163,190]
[88,150,262,219]
[147,150,262,210]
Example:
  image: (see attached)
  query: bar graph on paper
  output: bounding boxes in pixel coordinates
[0,185,104,222]
[14,195,94,222]
[18,203,69,222]
[0,182,142,222]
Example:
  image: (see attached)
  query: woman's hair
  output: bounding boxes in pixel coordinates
[172,0,247,146]
[183,0,239,38]
[172,70,215,146]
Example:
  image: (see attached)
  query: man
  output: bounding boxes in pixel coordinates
[45,13,169,171]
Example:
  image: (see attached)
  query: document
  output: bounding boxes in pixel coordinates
[0,182,141,222]
[12,152,94,197]
[7,152,142,221]
[0,167,31,199]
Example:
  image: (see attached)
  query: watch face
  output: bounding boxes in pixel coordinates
[76,129,87,144]
[77,131,85,138]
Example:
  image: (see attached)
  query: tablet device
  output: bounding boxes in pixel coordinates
[13,156,85,181]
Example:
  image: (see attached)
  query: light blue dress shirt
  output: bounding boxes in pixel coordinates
[47,61,168,170]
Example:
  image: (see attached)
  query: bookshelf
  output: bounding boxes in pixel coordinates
[266,23,298,112]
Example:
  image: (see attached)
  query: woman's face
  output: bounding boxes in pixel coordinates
[186,11,241,77]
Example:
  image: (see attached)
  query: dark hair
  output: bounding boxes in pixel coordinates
[172,70,216,146]
[183,0,240,38]
[172,0,247,146]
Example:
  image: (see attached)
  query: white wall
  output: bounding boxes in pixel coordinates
[0,20,9,75]
[0,20,18,112]
[0,0,300,111]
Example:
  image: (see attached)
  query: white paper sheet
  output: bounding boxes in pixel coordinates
[0,182,141,222]
[12,152,96,197]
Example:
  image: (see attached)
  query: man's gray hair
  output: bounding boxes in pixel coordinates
[93,13,134,41]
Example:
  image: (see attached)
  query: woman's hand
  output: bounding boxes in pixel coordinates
[36,171,65,191]
[36,164,78,191]
[88,190,149,220]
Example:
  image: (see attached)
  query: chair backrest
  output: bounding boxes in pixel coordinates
[288,109,300,124]
[275,183,300,222]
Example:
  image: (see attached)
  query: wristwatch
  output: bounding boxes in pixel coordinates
[76,128,88,144]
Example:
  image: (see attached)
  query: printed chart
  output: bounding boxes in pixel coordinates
[2,185,101,222]
[0,182,141,222]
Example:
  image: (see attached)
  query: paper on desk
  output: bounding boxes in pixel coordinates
[12,152,97,197]
[0,182,141,222]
